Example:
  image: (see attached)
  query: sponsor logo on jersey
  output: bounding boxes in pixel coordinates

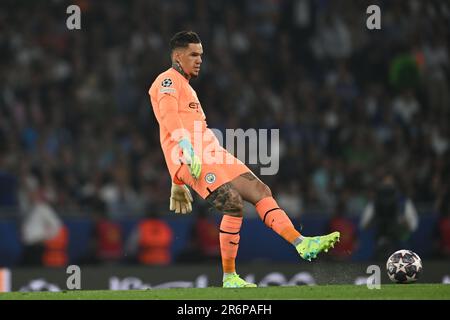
[188,102,200,110]
[160,88,175,94]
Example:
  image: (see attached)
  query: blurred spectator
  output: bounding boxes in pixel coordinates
[42,225,69,267]
[360,174,419,260]
[85,198,124,264]
[99,165,144,219]
[177,207,220,263]
[392,89,420,125]
[125,211,173,265]
[434,187,450,258]
[327,196,357,260]
[389,51,421,91]
[19,175,66,266]
[277,181,303,218]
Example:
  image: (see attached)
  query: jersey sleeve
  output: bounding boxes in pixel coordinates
[151,75,188,141]
[159,95,185,138]
[155,76,180,102]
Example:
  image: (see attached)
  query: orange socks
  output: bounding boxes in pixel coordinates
[255,197,301,244]
[219,215,243,274]
[219,197,301,274]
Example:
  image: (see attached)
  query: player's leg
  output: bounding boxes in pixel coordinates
[230,172,303,244]
[230,172,340,261]
[176,164,255,287]
[205,183,256,288]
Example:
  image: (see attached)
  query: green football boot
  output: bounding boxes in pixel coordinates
[296,231,340,261]
[223,273,257,288]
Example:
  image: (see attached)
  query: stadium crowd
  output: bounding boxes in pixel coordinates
[0,0,448,236]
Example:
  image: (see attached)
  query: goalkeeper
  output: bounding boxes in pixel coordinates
[149,31,340,288]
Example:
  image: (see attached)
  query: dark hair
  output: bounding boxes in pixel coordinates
[170,31,201,51]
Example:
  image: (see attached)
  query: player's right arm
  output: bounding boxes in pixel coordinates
[158,95,185,139]
[154,76,201,180]
[158,95,201,180]
[151,76,198,214]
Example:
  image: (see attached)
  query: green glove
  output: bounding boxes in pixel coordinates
[178,138,202,179]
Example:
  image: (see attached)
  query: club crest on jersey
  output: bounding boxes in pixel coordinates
[205,173,216,184]
[161,78,173,87]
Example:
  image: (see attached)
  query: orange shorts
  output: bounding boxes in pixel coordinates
[175,151,251,199]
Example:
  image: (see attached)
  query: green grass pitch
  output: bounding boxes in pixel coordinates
[1,284,449,300]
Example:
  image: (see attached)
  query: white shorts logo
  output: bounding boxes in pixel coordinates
[205,173,216,184]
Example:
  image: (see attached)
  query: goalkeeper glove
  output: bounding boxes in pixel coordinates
[170,183,193,214]
[178,138,202,179]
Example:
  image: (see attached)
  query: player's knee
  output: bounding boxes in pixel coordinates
[222,189,244,216]
[208,184,244,216]
[256,182,272,199]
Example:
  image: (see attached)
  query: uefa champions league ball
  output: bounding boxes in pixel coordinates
[386,249,422,283]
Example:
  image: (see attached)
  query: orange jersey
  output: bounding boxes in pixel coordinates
[149,68,219,181]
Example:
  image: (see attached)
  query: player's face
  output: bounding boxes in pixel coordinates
[176,43,203,78]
